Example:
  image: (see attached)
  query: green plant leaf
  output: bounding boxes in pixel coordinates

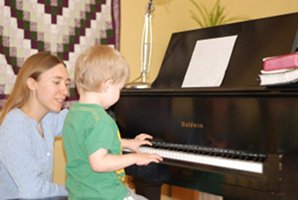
[189,10,205,27]
[190,0,209,27]
[189,0,248,27]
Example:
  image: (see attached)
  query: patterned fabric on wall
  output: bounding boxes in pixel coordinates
[0,0,120,105]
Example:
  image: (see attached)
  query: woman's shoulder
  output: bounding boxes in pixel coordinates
[0,109,32,139]
[42,108,68,127]
[4,108,27,122]
[45,108,68,119]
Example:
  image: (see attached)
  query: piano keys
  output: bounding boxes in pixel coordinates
[126,140,265,174]
[112,12,298,200]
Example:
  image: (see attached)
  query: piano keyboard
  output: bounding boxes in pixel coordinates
[127,141,266,174]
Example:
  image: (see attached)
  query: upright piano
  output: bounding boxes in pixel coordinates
[112,12,298,200]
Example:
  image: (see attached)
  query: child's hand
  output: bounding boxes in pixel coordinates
[134,133,153,145]
[135,153,163,166]
[123,133,153,152]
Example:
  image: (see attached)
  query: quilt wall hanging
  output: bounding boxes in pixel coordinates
[0,0,120,106]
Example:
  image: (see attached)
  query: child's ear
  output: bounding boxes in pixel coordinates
[106,79,113,86]
[26,77,37,90]
[102,79,113,92]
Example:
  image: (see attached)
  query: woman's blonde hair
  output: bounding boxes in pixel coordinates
[74,45,130,94]
[0,52,66,124]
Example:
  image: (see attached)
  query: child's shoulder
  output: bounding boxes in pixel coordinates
[69,103,109,121]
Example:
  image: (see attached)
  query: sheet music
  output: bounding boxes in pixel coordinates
[182,35,238,88]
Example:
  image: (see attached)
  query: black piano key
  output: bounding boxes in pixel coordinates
[148,140,266,162]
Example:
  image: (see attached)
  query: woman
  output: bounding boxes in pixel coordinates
[0,52,70,199]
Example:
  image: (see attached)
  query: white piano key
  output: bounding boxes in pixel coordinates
[137,146,263,174]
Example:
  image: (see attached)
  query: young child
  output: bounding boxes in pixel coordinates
[62,45,162,200]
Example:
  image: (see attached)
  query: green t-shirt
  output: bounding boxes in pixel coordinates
[62,103,128,200]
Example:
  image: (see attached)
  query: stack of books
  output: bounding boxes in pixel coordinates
[259,52,298,86]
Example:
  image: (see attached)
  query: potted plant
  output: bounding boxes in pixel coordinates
[189,0,246,28]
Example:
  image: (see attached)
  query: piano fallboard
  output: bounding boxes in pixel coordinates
[114,88,298,155]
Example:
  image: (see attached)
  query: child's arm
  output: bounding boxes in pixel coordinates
[121,133,152,152]
[89,148,162,172]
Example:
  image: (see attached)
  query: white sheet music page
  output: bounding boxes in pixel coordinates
[182,35,238,88]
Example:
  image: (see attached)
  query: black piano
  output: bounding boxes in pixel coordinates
[112,12,298,200]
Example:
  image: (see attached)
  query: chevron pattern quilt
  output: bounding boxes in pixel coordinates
[0,0,120,105]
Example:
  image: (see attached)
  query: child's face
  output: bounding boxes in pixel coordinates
[103,80,125,109]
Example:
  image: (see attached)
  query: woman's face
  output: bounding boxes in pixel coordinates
[33,63,70,113]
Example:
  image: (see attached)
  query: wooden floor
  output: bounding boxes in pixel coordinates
[161,184,199,200]
[125,176,223,200]
[161,184,222,200]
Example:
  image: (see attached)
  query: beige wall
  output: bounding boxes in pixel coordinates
[54,0,298,185]
[120,0,298,83]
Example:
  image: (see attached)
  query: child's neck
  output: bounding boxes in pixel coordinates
[79,91,103,106]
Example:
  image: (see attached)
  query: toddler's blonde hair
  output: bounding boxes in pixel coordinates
[75,45,130,94]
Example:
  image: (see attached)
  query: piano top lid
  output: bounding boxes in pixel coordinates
[151,12,298,89]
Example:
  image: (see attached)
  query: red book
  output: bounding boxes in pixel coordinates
[263,52,298,71]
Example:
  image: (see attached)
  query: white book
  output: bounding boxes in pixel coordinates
[259,68,298,86]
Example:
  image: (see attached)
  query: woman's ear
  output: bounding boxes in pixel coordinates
[26,77,37,91]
